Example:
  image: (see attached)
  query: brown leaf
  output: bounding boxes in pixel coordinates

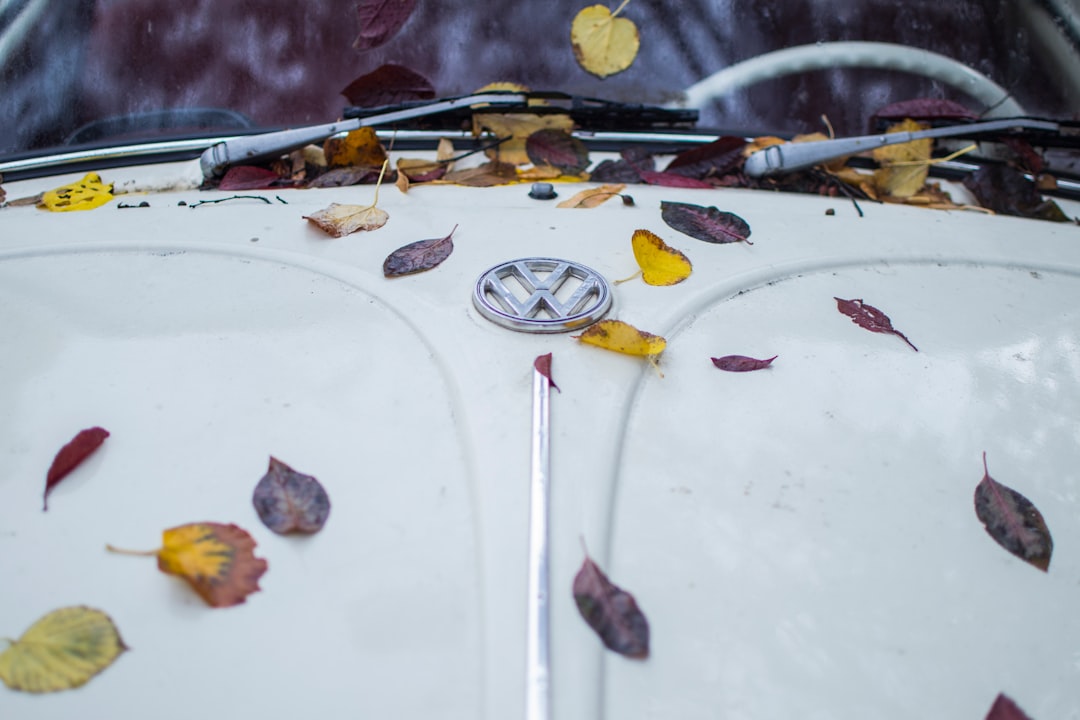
[975,453,1053,572]
[396,158,446,183]
[44,427,109,511]
[383,225,457,277]
[834,297,917,351]
[353,0,417,50]
[324,127,387,169]
[341,63,434,107]
[252,457,331,535]
[303,202,388,237]
[443,161,517,187]
[573,553,649,658]
[556,184,627,208]
[305,166,385,188]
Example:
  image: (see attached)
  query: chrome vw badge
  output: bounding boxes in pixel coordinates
[472,258,612,333]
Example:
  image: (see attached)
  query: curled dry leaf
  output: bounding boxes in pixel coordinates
[711,354,777,372]
[252,457,331,534]
[570,3,640,79]
[872,118,931,198]
[0,607,127,693]
[384,225,458,277]
[631,229,692,286]
[353,0,417,50]
[304,202,389,236]
[985,693,1034,720]
[834,297,918,351]
[573,552,649,658]
[557,183,627,208]
[44,426,109,511]
[39,172,113,212]
[534,352,560,392]
[660,201,752,244]
[341,63,434,106]
[974,453,1053,572]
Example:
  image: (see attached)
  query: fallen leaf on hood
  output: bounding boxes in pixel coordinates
[661,201,752,244]
[108,522,268,608]
[629,228,692,286]
[573,550,649,658]
[664,136,747,179]
[984,693,1034,720]
[39,172,113,212]
[575,320,666,375]
[341,63,434,106]
[218,166,282,191]
[872,118,931,198]
[252,457,331,535]
[526,129,589,173]
[384,224,458,277]
[571,2,640,78]
[473,113,574,165]
[963,165,1069,222]
[304,160,390,236]
[44,426,109,511]
[711,354,777,372]
[834,297,917,351]
[557,183,627,208]
[353,0,417,50]
[324,127,387,169]
[974,453,1052,572]
[0,607,127,693]
[443,161,518,187]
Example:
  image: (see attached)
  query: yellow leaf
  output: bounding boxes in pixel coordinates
[39,172,113,212]
[303,202,389,236]
[323,127,387,168]
[631,228,692,285]
[0,607,126,693]
[571,3,640,79]
[473,113,575,165]
[557,183,627,208]
[575,319,666,356]
[872,118,931,198]
[158,522,268,607]
[436,137,456,162]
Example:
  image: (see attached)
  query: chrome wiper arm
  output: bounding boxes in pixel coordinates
[743,117,1062,178]
[199,92,527,178]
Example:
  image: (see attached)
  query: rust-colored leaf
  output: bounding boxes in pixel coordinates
[341,63,434,107]
[534,352,559,392]
[985,693,1033,720]
[353,0,417,50]
[834,297,918,351]
[323,127,387,169]
[974,453,1053,572]
[660,201,752,244]
[711,354,777,372]
[383,225,457,277]
[252,457,331,535]
[573,552,649,658]
[44,427,109,511]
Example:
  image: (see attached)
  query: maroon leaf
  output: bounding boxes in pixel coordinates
[341,63,435,107]
[252,457,331,534]
[711,354,777,372]
[353,0,417,50]
[833,297,918,351]
[589,159,643,183]
[44,427,109,510]
[985,693,1034,720]
[871,98,978,126]
[573,553,649,659]
[306,166,386,188]
[963,165,1068,222]
[664,136,747,179]
[974,453,1052,572]
[218,166,282,191]
[525,129,589,173]
[534,352,560,392]
[640,171,713,188]
[383,225,457,277]
[660,201,752,244]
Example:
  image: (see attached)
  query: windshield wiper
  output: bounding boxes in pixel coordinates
[743,117,1075,178]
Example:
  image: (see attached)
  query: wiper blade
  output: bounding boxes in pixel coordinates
[743,117,1074,178]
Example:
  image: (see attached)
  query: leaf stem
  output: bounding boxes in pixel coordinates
[646,355,665,379]
[614,270,643,285]
[368,158,390,208]
[610,0,632,18]
[105,544,159,557]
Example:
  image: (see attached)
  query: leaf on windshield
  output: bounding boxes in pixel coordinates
[252,457,331,535]
[963,165,1069,222]
[473,113,574,166]
[443,161,518,187]
[0,607,127,693]
[557,183,627,208]
[324,127,387,169]
[526,129,589,173]
[872,98,977,126]
[872,118,931,198]
[985,693,1034,720]
[571,2,640,79]
[534,353,560,391]
[39,172,113,212]
[664,136,747,179]
[630,229,692,285]
[353,0,417,50]
[218,166,282,191]
[975,453,1052,572]
[834,297,917,351]
[108,522,268,608]
[341,63,434,106]
[44,427,109,511]
[711,354,777,372]
[384,224,458,277]
[306,166,386,188]
[660,201,752,244]
[573,551,649,658]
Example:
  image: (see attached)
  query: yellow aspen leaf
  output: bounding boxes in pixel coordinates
[575,319,666,357]
[557,183,627,208]
[631,228,692,286]
[0,607,126,693]
[39,172,113,212]
[571,3,640,79]
[873,118,932,198]
[473,113,574,165]
[323,126,387,168]
[108,522,268,608]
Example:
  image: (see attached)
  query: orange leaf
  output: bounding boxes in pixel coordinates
[323,127,387,169]
[157,523,267,607]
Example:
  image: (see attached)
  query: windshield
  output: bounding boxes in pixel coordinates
[3,0,1079,158]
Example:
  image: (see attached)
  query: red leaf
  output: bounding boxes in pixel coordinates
[711,354,777,372]
[218,166,281,191]
[534,352,560,392]
[252,457,331,534]
[44,427,109,510]
[341,63,435,107]
[525,129,589,173]
[573,553,649,659]
[664,136,747,179]
[833,297,918,351]
[639,171,713,188]
[974,453,1053,572]
[353,0,417,50]
[985,693,1034,720]
[660,201,752,244]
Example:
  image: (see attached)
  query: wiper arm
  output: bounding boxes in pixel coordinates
[199,92,527,178]
[743,118,1067,178]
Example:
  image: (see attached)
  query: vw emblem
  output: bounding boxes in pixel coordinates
[472,258,612,333]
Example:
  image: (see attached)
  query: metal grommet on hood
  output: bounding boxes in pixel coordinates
[472,258,612,333]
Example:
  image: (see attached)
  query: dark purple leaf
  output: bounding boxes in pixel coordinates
[534,352,559,392]
[963,165,1068,222]
[525,129,589,173]
[341,63,434,107]
[711,354,777,372]
[44,427,109,511]
[353,0,417,50]
[589,158,643,183]
[664,136,747,178]
[833,297,918,351]
[306,166,385,188]
[383,225,457,277]
[573,553,649,659]
[252,457,331,534]
[640,171,713,188]
[999,137,1044,176]
[985,693,1034,720]
[974,453,1052,572]
[218,166,282,191]
[660,201,752,244]
[871,98,978,126]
